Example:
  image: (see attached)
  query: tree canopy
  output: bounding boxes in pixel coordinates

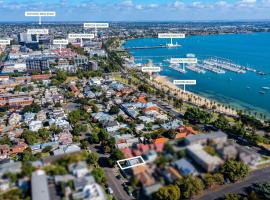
[221,160,250,182]
[153,185,181,200]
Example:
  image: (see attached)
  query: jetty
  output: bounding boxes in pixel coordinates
[124,45,167,50]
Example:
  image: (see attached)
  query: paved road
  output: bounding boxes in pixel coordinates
[89,144,132,200]
[196,167,270,200]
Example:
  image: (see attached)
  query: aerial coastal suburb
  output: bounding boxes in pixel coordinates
[0,0,270,200]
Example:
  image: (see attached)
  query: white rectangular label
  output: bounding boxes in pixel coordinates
[53,39,69,45]
[158,33,185,38]
[68,34,95,39]
[170,58,198,64]
[27,29,49,35]
[142,67,161,73]
[0,40,10,45]
[84,23,109,28]
[117,156,146,170]
[173,80,197,85]
[25,11,56,17]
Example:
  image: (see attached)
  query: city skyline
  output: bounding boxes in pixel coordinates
[0,0,270,22]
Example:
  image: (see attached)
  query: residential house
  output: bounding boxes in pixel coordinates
[161,119,183,130]
[132,165,156,187]
[8,113,22,126]
[53,144,81,156]
[162,166,182,184]
[143,150,158,163]
[58,130,73,145]
[0,161,22,176]
[216,144,238,160]
[68,161,89,178]
[175,126,198,139]
[237,146,261,166]
[185,131,228,146]
[72,175,106,200]
[173,158,199,176]
[0,145,10,160]
[36,111,47,122]
[103,121,121,132]
[187,144,224,172]
[29,120,43,132]
[24,112,36,124]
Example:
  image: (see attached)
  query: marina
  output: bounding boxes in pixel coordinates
[186,65,206,74]
[203,58,246,74]
[197,63,226,74]
[167,63,186,73]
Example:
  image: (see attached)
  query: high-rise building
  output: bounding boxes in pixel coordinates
[18,33,39,50]
[73,55,88,67]
[26,57,50,72]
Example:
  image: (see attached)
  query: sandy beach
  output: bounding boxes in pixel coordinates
[153,75,238,116]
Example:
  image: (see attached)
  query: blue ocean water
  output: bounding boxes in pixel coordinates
[124,33,270,117]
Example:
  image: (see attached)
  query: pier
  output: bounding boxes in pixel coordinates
[124,45,167,50]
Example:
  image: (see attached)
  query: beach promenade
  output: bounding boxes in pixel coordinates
[153,75,238,116]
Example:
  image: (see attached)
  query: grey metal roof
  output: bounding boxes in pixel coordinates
[31,170,50,200]
[185,131,227,144]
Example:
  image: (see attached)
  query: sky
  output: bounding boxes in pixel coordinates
[0,0,270,21]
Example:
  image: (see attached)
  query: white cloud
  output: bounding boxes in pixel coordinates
[119,0,133,7]
[237,0,257,7]
[174,1,185,8]
[148,4,158,9]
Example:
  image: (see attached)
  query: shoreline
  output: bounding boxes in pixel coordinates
[153,75,238,116]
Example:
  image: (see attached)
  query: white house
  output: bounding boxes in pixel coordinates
[29,121,43,132]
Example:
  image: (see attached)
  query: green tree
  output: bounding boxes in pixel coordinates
[109,105,120,115]
[223,193,243,200]
[21,148,34,162]
[153,185,181,200]
[89,132,100,144]
[251,182,270,199]
[163,129,177,139]
[92,167,106,185]
[22,103,41,114]
[177,175,205,199]
[42,146,52,153]
[184,107,212,124]
[14,85,22,92]
[3,172,18,184]
[80,140,89,150]
[111,148,124,161]
[22,130,37,145]
[221,160,250,182]
[21,162,35,177]
[98,130,110,141]
[203,146,216,156]
[44,164,68,176]
[87,152,99,166]
[212,114,230,130]
[68,109,82,125]
[0,135,12,146]
[0,188,22,200]
[38,128,50,140]
[73,124,87,135]
[164,143,175,154]
[204,173,224,188]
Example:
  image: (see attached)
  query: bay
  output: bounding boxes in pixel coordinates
[124,33,270,117]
